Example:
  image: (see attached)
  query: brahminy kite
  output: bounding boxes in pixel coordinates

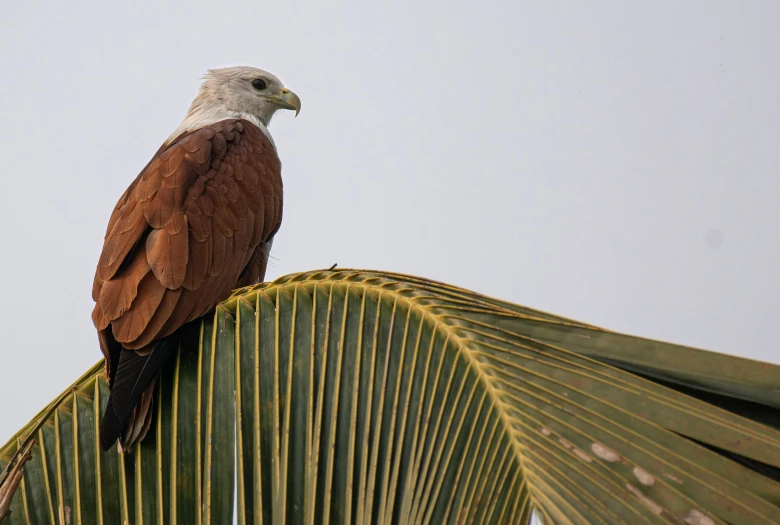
[91,66,300,451]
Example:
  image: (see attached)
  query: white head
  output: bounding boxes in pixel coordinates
[167,66,301,145]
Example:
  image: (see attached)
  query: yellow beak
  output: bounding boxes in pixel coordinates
[266,88,301,117]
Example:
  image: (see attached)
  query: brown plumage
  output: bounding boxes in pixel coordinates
[92,66,300,451]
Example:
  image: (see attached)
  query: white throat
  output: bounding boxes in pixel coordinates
[165,106,275,149]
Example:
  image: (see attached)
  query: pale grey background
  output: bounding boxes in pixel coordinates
[1,1,778,449]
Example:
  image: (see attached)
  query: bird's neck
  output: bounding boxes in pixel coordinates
[165,104,275,148]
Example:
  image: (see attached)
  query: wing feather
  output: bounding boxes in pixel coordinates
[183,235,210,290]
[98,244,152,322]
[187,207,211,242]
[210,225,228,276]
[111,271,166,344]
[98,204,148,281]
[134,287,184,348]
[145,217,189,289]
[93,118,282,353]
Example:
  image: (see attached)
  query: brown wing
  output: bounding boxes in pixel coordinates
[92,119,283,360]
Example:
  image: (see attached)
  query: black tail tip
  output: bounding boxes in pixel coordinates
[99,410,123,451]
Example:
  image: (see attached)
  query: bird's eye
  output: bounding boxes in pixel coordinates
[251,78,267,90]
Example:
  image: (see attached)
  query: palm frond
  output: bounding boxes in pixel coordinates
[2,269,778,524]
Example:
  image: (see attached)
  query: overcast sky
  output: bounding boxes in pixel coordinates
[1,1,778,445]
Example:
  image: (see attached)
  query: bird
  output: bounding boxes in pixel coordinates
[91,66,300,452]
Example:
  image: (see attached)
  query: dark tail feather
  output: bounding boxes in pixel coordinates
[100,334,179,451]
[121,380,157,451]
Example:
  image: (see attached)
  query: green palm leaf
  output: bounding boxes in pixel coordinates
[2,269,779,524]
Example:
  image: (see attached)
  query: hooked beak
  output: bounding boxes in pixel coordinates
[265,88,301,117]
